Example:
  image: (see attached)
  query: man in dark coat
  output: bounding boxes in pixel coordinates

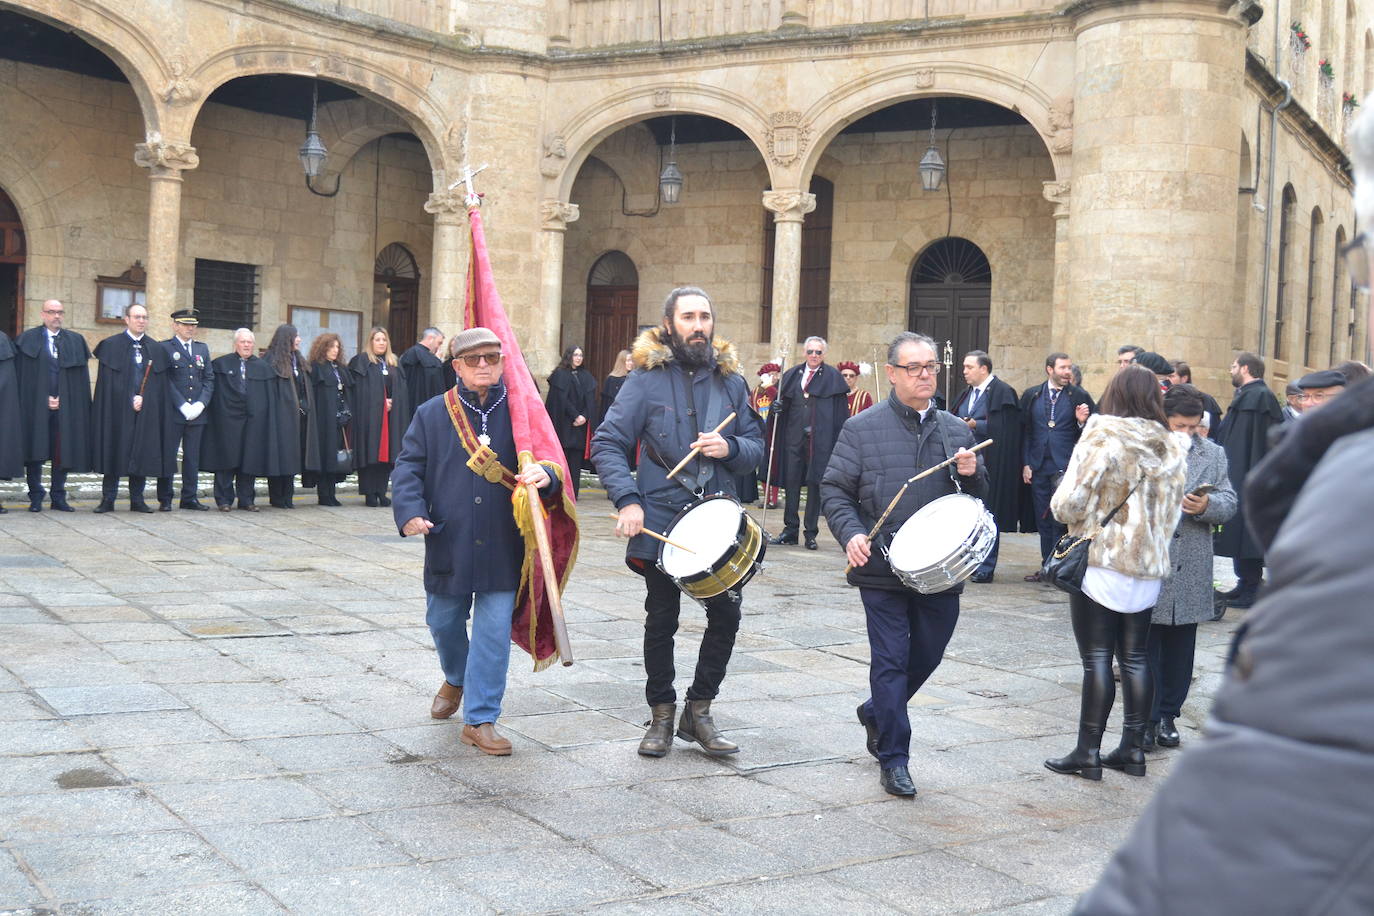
[1019,351,1096,577]
[15,299,91,512]
[202,328,259,511]
[1213,351,1283,609]
[950,349,1019,583]
[0,332,23,512]
[771,335,847,550]
[400,327,448,410]
[155,310,214,511]
[392,327,564,756]
[822,331,987,798]
[592,287,764,760]
[91,303,172,513]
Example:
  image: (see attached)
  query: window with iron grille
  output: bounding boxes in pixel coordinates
[193,259,259,330]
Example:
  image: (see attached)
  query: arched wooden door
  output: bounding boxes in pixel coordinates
[908,237,991,363]
[584,251,639,383]
[0,188,24,338]
[375,243,420,349]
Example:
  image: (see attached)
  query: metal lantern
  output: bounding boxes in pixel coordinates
[919,101,945,192]
[298,82,328,179]
[658,118,683,204]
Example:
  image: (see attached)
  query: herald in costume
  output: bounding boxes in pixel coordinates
[15,299,91,512]
[772,336,848,550]
[155,309,215,511]
[838,361,874,417]
[202,328,260,510]
[91,304,173,513]
[750,362,781,508]
[950,349,1021,582]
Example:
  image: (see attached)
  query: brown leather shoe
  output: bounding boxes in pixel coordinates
[430,682,463,720]
[461,722,512,756]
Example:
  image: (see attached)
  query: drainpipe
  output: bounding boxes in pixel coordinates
[1257,1,1293,358]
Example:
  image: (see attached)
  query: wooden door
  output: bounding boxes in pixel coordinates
[585,286,639,382]
[386,281,418,352]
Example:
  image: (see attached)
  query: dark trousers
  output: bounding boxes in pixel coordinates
[974,531,1000,577]
[26,462,68,503]
[640,563,741,706]
[266,475,295,506]
[1147,623,1197,722]
[357,463,392,497]
[782,434,820,538]
[101,473,147,503]
[859,587,960,768]
[561,446,583,499]
[1032,462,1065,561]
[214,471,256,507]
[1232,557,1264,589]
[156,423,204,503]
[1068,591,1152,740]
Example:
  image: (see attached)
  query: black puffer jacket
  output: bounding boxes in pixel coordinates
[821,392,988,592]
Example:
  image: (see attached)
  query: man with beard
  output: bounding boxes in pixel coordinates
[155,310,214,511]
[950,349,1019,583]
[771,336,847,550]
[91,303,172,513]
[592,287,764,759]
[401,327,449,409]
[15,299,91,512]
[1213,351,1282,609]
[203,328,260,511]
[1020,352,1095,578]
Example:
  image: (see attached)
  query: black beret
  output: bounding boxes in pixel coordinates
[1133,351,1173,375]
[1296,369,1347,389]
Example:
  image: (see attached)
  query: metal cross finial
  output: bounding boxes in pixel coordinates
[448,163,489,206]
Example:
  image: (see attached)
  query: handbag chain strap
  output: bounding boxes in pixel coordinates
[1051,479,1143,559]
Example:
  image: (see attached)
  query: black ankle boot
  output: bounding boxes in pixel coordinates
[1045,726,1103,780]
[1157,716,1181,748]
[1103,727,1147,776]
[677,699,738,756]
[638,703,676,758]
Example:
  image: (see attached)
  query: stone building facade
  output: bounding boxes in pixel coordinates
[0,0,1367,400]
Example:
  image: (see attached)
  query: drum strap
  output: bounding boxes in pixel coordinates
[930,414,963,493]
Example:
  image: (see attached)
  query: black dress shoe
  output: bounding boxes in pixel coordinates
[365,494,379,508]
[0,505,7,514]
[217,504,233,512]
[1140,721,1158,751]
[180,500,210,511]
[1157,716,1181,748]
[50,500,74,512]
[94,500,115,514]
[856,703,879,760]
[769,531,797,546]
[27,502,40,513]
[880,765,916,797]
[804,537,818,550]
[130,502,155,514]
[1023,571,1044,582]
[970,572,993,583]
[379,495,392,507]
[157,501,173,512]
[238,504,260,512]
[1226,589,1259,609]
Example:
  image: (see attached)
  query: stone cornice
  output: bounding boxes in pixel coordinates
[1245,49,1352,187]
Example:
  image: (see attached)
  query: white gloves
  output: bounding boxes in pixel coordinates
[180,401,205,422]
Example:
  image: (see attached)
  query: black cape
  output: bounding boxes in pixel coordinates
[202,353,255,473]
[952,375,1022,532]
[14,326,93,470]
[775,362,849,486]
[1214,380,1283,559]
[240,359,301,477]
[598,373,626,426]
[348,354,409,470]
[400,344,448,411]
[545,366,597,453]
[91,332,173,477]
[0,334,23,478]
[307,360,355,476]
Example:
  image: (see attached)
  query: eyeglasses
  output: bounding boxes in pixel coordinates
[805,349,824,356]
[458,351,503,367]
[1298,390,1338,403]
[1341,232,1370,291]
[42,309,64,316]
[890,361,942,377]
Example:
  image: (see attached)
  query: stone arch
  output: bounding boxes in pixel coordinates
[583,123,661,201]
[314,97,415,180]
[797,63,1067,188]
[0,0,164,137]
[549,85,775,201]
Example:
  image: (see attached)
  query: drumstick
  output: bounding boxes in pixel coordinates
[606,513,697,553]
[666,412,737,480]
[843,439,994,574]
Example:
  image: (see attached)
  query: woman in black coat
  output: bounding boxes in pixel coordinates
[349,326,409,506]
[245,324,305,509]
[545,344,596,498]
[305,333,354,506]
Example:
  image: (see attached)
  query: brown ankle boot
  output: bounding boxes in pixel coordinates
[638,703,676,757]
[676,699,739,756]
[461,722,512,756]
[430,682,463,719]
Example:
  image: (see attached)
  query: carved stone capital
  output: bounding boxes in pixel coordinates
[134,140,199,175]
[1042,180,1071,218]
[767,111,810,167]
[424,189,468,217]
[540,200,580,230]
[762,190,817,222]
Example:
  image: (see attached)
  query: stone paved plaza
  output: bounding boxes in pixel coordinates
[0,485,1243,914]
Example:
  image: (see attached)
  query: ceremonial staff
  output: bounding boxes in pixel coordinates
[760,349,787,534]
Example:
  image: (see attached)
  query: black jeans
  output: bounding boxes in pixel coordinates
[639,562,741,706]
[1147,623,1197,721]
[782,434,820,538]
[214,471,256,507]
[1068,591,1152,740]
[101,473,147,503]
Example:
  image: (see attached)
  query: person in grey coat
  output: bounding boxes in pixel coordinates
[1145,384,1236,751]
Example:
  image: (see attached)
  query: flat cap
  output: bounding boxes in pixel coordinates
[1133,351,1173,375]
[1297,369,1347,389]
[170,309,199,325]
[450,326,502,356]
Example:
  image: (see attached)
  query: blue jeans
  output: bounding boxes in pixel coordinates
[425,591,516,725]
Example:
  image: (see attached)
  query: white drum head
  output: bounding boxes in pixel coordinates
[888,494,983,571]
[661,499,744,577]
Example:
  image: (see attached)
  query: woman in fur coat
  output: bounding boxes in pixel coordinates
[1045,365,1189,781]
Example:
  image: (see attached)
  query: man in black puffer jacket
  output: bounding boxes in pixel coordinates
[822,331,987,798]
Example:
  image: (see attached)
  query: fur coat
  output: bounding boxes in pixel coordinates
[1050,415,1189,580]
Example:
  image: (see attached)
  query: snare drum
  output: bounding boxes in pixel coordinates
[658,494,767,600]
[885,493,996,594]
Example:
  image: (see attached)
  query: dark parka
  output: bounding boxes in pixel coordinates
[773,361,848,485]
[0,334,23,479]
[1213,378,1282,560]
[591,328,764,562]
[201,352,255,473]
[821,392,988,592]
[1076,417,1374,916]
[91,332,173,478]
[1151,434,1236,626]
[14,326,92,470]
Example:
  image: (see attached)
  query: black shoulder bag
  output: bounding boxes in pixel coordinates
[1041,480,1141,596]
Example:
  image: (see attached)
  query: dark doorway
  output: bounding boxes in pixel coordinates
[584,251,639,383]
[374,243,420,350]
[908,237,991,365]
[0,187,24,337]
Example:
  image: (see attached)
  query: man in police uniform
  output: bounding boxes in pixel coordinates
[156,309,215,510]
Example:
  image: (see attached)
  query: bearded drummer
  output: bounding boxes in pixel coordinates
[821,331,986,798]
[591,287,764,759]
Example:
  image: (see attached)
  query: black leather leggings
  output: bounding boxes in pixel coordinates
[1068,590,1153,741]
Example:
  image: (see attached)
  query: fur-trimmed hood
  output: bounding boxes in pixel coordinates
[631,326,741,377]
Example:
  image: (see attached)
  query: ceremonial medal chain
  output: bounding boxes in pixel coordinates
[455,387,507,447]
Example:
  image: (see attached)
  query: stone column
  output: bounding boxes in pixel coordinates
[537,200,579,377]
[1064,0,1245,392]
[762,190,816,365]
[134,140,199,326]
[1043,180,1072,342]
[424,189,469,335]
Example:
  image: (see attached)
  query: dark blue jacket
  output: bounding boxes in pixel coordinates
[161,337,214,426]
[591,328,763,562]
[1020,381,1095,472]
[391,381,561,596]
